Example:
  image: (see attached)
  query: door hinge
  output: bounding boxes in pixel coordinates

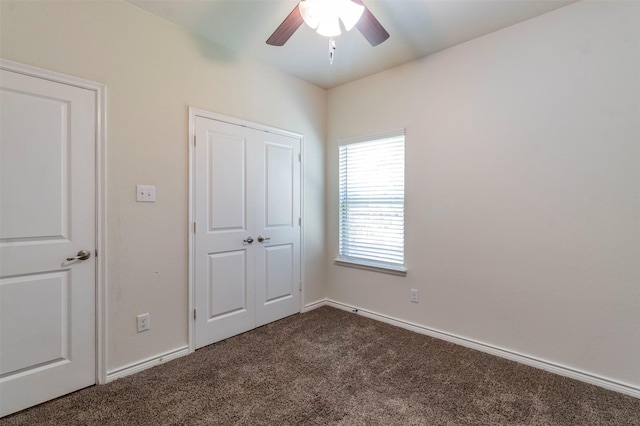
[193,308,197,320]
[194,135,196,146]
[193,222,196,233]
[299,282,302,291]
[298,217,301,226]
[298,153,301,162]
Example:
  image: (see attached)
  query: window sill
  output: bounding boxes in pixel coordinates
[334,258,407,277]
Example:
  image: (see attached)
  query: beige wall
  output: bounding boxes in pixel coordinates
[0,0,326,372]
[327,1,640,389]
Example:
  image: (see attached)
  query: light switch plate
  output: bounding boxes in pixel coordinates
[136,185,156,202]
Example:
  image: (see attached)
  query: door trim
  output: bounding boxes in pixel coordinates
[0,59,108,385]
[187,108,304,352]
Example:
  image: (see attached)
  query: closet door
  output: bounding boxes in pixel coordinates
[193,116,301,348]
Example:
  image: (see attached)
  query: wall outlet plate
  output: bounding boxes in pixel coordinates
[136,185,156,202]
[137,313,150,332]
[410,289,419,303]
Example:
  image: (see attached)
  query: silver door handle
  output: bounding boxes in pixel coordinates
[243,236,254,244]
[66,250,91,261]
[257,235,271,243]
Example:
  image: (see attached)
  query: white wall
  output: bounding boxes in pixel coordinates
[0,0,326,372]
[326,1,640,390]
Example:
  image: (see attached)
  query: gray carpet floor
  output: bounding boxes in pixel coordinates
[2,306,639,425]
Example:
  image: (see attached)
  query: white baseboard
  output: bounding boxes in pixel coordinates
[302,299,327,312]
[106,346,190,382]
[306,299,640,399]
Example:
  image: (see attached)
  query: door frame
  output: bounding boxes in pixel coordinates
[187,108,304,352]
[0,59,108,385]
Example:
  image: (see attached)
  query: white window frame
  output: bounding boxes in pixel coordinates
[335,130,406,276]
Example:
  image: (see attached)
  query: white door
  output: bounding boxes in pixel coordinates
[194,115,300,348]
[0,68,96,416]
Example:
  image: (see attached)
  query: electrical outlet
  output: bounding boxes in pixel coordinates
[136,185,156,202]
[410,289,419,303]
[137,313,150,332]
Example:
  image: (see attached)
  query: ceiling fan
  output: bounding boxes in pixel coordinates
[266,0,390,47]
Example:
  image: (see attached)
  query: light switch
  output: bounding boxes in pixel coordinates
[136,185,156,202]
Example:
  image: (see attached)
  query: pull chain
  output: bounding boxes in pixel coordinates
[329,37,336,64]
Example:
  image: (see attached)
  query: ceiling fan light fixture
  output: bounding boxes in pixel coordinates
[299,0,363,37]
[316,15,342,37]
[299,0,321,29]
[337,0,364,31]
[267,0,389,48]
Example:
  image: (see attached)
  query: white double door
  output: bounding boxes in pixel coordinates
[0,65,96,416]
[194,115,301,348]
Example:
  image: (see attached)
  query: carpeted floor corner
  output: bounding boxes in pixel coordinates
[2,306,639,425]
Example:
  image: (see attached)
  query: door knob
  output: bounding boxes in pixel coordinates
[257,235,271,243]
[243,236,254,244]
[66,250,91,261]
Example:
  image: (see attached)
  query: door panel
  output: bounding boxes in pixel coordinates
[255,133,300,327]
[265,142,294,227]
[194,115,300,348]
[208,133,246,231]
[208,251,247,318]
[0,90,70,241]
[0,68,96,417]
[264,244,294,302]
[0,272,70,375]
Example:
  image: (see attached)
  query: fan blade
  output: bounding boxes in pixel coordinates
[352,0,389,46]
[266,4,304,46]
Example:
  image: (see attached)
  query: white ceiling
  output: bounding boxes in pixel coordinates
[126,0,576,89]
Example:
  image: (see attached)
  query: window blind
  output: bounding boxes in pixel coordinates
[338,133,405,272]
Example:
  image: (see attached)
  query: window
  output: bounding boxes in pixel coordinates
[336,130,406,276]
